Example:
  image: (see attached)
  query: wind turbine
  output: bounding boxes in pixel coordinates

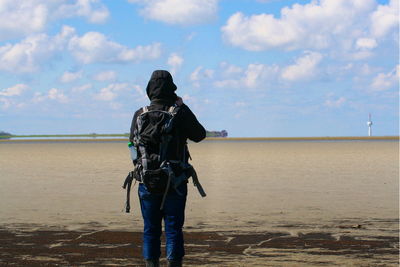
[367,114,373,136]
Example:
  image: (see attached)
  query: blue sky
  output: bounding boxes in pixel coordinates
[0,0,398,137]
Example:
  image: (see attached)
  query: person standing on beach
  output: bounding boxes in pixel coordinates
[129,70,206,267]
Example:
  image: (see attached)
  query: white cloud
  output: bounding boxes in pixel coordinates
[215,63,279,89]
[325,96,346,108]
[181,94,199,108]
[220,62,242,77]
[55,0,109,24]
[190,66,214,80]
[281,52,323,81]
[182,94,202,109]
[244,63,278,88]
[190,66,214,87]
[32,92,46,103]
[48,88,68,103]
[60,70,83,83]
[371,65,400,91]
[32,88,69,103]
[72,83,92,93]
[0,0,109,41]
[95,83,130,101]
[222,12,299,51]
[213,79,238,88]
[0,1,48,41]
[0,26,75,73]
[350,37,378,59]
[203,55,324,90]
[133,85,146,98]
[69,31,161,64]
[167,53,184,75]
[182,94,194,101]
[355,38,377,50]
[370,0,399,38]
[93,70,117,81]
[0,26,161,73]
[129,0,218,25]
[221,0,392,52]
[0,84,29,96]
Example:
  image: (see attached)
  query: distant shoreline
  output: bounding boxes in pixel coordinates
[0,136,398,142]
[206,136,399,141]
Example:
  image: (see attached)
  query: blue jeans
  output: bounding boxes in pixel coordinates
[138,182,187,260]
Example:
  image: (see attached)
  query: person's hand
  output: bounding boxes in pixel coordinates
[176,96,183,106]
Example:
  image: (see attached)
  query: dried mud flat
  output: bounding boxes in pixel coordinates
[0,226,398,267]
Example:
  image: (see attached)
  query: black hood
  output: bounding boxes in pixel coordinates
[146,70,177,105]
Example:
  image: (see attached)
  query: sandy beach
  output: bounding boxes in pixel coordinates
[0,140,398,266]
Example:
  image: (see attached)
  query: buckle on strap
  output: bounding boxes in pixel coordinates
[168,105,178,113]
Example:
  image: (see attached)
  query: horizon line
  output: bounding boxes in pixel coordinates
[1,136,398,143]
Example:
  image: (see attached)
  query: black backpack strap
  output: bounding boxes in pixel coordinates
[170,163,206,198]
[160,162,174,210]
[135,106,148,137]
[138,145,148,171]
[134,106,151,171]
[122,171,137,213]
[191,167,206,197]
[159,105,179,163]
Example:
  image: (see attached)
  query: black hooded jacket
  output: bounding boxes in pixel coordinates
[129,70,206,161]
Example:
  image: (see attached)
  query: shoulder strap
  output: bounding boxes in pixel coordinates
[139,106,174,117]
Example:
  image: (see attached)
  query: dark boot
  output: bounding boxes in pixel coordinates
[144,259,159,267]
[167,259,182,267]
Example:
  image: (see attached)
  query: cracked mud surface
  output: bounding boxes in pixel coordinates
[0,227,398,266]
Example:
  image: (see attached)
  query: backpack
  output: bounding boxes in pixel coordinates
[134,105,182,193]
[122,105,206,212]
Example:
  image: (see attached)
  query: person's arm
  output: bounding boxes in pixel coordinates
[181,104,206,143]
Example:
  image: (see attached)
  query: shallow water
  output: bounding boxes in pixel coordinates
[1,140,398,265]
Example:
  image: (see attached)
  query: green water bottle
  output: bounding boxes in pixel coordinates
[128,142,137,161]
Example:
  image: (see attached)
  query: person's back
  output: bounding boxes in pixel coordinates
[129,70,206,267]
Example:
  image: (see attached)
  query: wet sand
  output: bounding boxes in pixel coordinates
[0,227,398,266]
[0,140,398,266]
